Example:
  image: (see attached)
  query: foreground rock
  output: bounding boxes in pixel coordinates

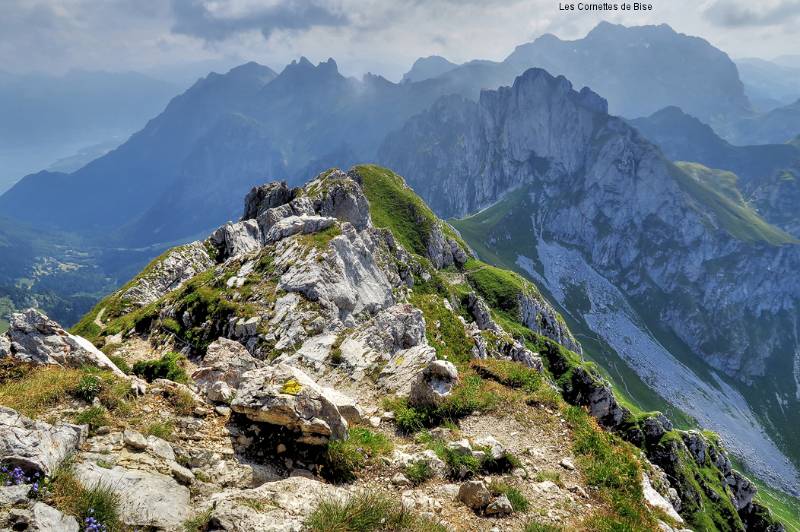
[0,407,85,476]
[74,462,191,531]
[231,364,349,444]
[192,338,261,403]
[4,502,80,532]
[409,360,459,408]
[0,309,125,377]
[205,477,348,531]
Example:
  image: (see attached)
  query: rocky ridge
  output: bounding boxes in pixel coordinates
[380,67,800,486]
[0,166,784,531]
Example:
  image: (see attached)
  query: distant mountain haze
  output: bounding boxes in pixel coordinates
[0,69,179,192]
[1,22,796,249]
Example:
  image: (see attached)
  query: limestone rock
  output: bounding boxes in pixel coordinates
[312,170,372,230]
[485,494,513,516]
[242,181,293,221]
[409,360,458,408]
[121,241,213,307]
[0,407,85,477]
[206,477,348,531]
[123,429,148,450]
[192,338,261,403]
[4,502,79,532]
[466,293,500,332]
[264,215,336,244]
[1,309,125,377]
[642,474,683,524]
[74,462,191,531]
[458,480,491,510]
[231,364,348,444]
[210,219,262,260]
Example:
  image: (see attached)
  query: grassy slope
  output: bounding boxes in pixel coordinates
[451,177,800,524]
[673,162,797,245]
[450,189,696,426]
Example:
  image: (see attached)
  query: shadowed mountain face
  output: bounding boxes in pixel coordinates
[0,59,481,246]
[736,57,800,112]
[380,67,800,492]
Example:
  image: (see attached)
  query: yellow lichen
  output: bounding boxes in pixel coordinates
[281,378,303,395]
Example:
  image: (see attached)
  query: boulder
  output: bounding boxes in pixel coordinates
[192,338,261,403]
[231,364,348,444]
[0,407,85,477]
[1,309,125,377]
[210,219,262,259]
[409,360,459,408]
[458,480,491,510]
[74,462,191,531]
[485,494,513,516]
[4,503,79,532]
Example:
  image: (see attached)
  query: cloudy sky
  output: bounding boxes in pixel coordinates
[1,0,798,82]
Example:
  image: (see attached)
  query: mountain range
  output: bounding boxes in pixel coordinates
[1,22,800,504]
[380,67,800,495]
[0,22,785,250]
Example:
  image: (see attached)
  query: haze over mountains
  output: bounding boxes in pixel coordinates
[0,69,178,193]
[1,21,800,499]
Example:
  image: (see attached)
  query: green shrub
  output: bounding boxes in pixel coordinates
[404,460,434,486]
[489,480,529,512]
[183,508,213,532]
[305,491,445,532]
[323,428,393,483]
[74,375,103,402]
[132,352,188,383]
[145,421,175,441]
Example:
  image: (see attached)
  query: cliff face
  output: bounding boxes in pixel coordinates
[379,68,800,489]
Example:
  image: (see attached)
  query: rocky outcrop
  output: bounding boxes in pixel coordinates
[231,364,349,444]
[0,407,85,476]
[242,181,294,221]
[0,309,125,376]
[121,241,214,307]
[517,291,581,354]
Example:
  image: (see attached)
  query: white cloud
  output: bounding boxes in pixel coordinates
[0,0,797,80]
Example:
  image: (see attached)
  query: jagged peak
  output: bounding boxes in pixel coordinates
[489,67,608,115]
